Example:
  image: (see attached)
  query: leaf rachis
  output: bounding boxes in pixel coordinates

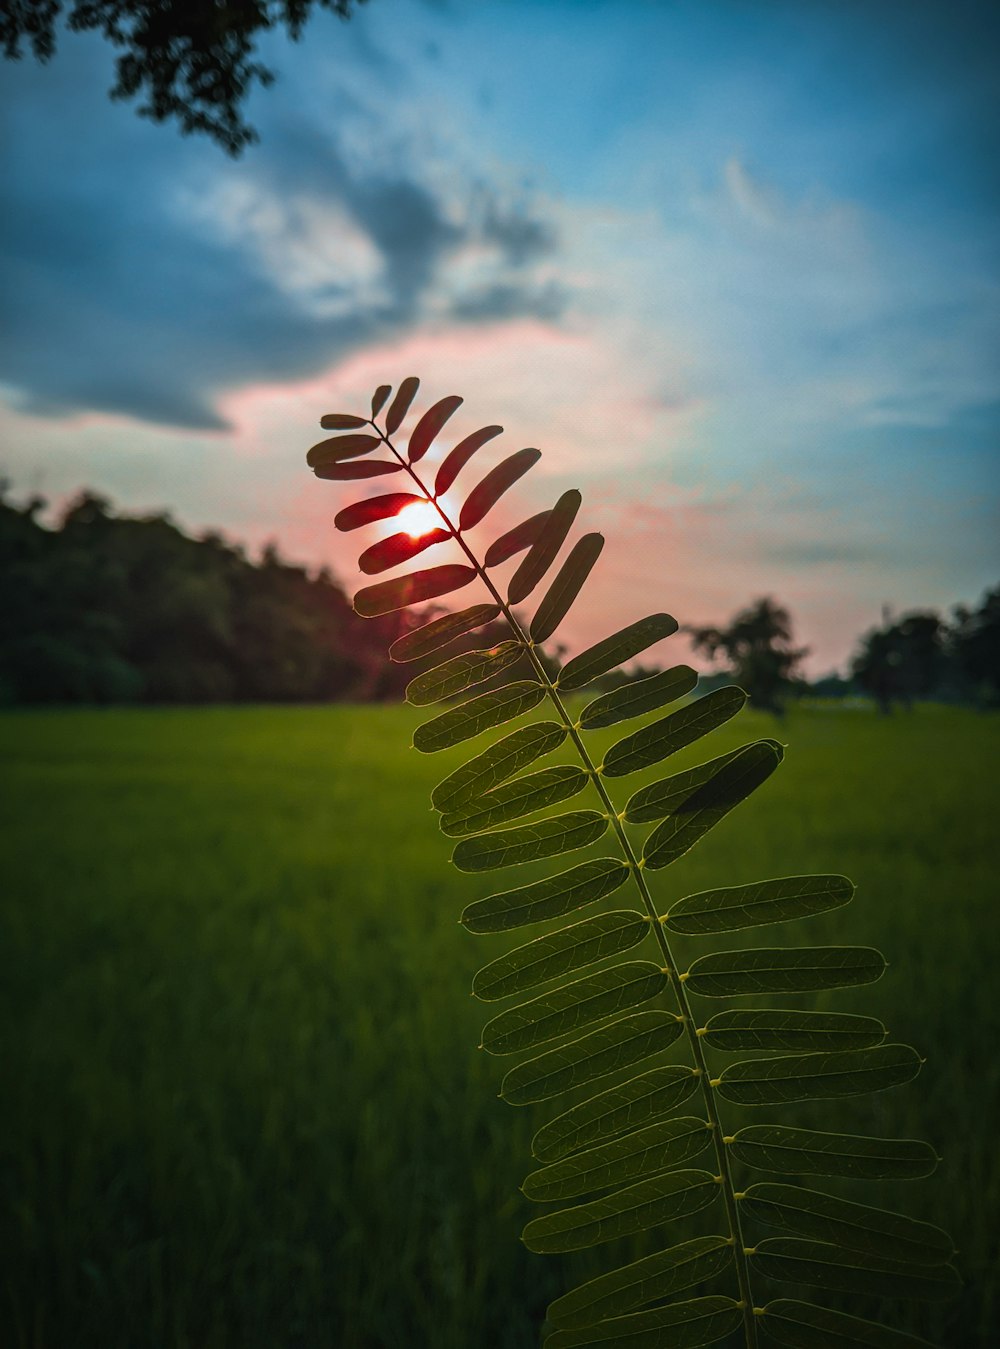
[366,417,762,1348]
[309,384,953,1349]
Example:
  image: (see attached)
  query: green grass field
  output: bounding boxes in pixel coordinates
[1,703,997,1348]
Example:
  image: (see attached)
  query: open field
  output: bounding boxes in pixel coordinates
[1,702,997,1348]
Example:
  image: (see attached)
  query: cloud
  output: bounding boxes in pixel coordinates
[2,0,996,678]
[0,31,564,431]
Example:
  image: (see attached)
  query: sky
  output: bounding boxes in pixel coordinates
[1,0,998,674]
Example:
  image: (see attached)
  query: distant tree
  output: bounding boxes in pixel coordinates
[1,1,366,154]
[851,609,949,714]
[807,671,856,700]
[0,487,378,704]
[686,596,807,715]
[951,585,1000,707]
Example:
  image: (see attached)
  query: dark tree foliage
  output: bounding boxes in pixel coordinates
[686,596,808,715]
[1,0,366,154]
[950,585,1000,707]
[0,486,439,704]
[851,610,950,714]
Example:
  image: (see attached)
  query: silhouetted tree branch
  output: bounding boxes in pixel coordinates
[1,1,367,154]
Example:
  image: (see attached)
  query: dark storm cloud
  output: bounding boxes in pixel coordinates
[479,199,555,265]
[0,32,563,430]
[449,280,566,323]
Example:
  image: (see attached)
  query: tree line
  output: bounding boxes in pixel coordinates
[1,487,423,705]
[1,488,996,709]
[687,594,999,714]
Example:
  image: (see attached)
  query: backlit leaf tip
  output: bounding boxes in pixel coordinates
[508,489,581,605]
[358,529,451,576]
[413,680,546,753]
[530,532,604,643]
[408,395,463,463]
[314,460,403,480]
[389,603,501,664]
[306,432,380,467]
[371,383,391,417]
[319,412,369,430]
[335,492,426,533]
[484,512,550,568]
[460,447,541,532]
[558,613,679,691]
[384,375,420,434]
[353,563,477,618]
[435,425,504,498]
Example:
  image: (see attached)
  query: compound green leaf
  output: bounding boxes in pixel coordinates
[601,686,747,778]
[407,394,462,462]
[548,1296,740,1349]
[460,447,541,531]
[453,808,608,872]
[508,489,582,604]
[523,1116,712,1203]
[558,614,679,692]
[461,857,629,933]
[729,1126,939,1181]
[431,721,566,812]
[306,432,381,466]
[481,961,666,1055]
[384,375,419,434]
[665,874,854,935]
[642,741,781,870]
[752,1238,959,1299]
[441,765,587,837]
[622,743,773,824]
[531,1060,696,1158]
[314,459,402,480]
[435,424,504,497]
[740,1183,954,1264]
[760,1298,939,1349]
[484,511,550,567]
[579,665,698,730]
[546,1236,733,1329]
[354,564,477,617]
[684,945,885,997]
[358,528,450,575]
[472,909,650,1001]
[716,1044,921,1106]
[521,1169,718,1253]
[389,602,500,664]
[702,1009,886,1052]
[319,412,368,429]
[335,491,425,533]
[530,532,604,642]
[504,1013,684,1108]
[302,380,958,1349]
[413,679,545,753]
[405,640,524,706]
[546,1296,741,1349]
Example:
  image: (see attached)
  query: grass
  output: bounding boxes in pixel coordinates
[1,701,997,1348]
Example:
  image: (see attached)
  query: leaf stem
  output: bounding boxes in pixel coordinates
[372,425,758,1347]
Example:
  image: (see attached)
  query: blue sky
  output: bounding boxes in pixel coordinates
[1,0,997,672]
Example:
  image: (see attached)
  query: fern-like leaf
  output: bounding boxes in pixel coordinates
[306,382,956,1349]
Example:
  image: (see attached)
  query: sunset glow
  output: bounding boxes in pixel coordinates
[396,500,444,539]
[0,0,995,675]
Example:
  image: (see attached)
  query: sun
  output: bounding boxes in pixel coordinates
[395,500,442,540]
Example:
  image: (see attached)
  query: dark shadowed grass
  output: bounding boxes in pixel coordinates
[1,703,996,1347]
